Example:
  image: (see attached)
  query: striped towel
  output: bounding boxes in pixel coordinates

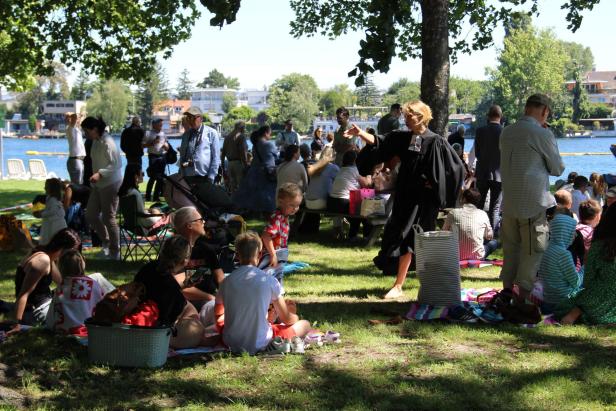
[405,303,449,321]
[460,259,503,268]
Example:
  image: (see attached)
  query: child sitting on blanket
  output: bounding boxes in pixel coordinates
[576,199,602,258]
[215,231,310,354]
[260,183,303,277]
[538,214,584,313]
[46,249,105,334]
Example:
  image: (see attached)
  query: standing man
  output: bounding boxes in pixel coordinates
[474,105,503,230]
[143,118,168,201]
[120,116,145,169]
[179,106,231,209]
[276,119,300,153]
[377,103,401,135]
[447,124,466,151]
[221,121,248,194]
[498,94,564,304]
[332,107,360,166]
[65,112,86,184]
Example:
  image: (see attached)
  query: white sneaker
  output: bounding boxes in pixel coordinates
[290,336,305,354]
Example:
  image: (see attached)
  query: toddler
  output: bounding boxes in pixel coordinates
[260,183,303,274]
[47,249,105,334]
[215,231,310,354]
[576,199,602,256]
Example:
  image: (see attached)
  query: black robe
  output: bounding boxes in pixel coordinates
[368,130,465,275]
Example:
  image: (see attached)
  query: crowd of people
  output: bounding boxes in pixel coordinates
[3,93,616,357]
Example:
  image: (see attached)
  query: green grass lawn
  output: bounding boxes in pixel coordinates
[1,180,615,410]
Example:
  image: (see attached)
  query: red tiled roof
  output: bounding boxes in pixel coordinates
[583,71,616,90]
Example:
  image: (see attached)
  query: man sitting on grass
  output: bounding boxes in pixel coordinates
[214,231,310,355]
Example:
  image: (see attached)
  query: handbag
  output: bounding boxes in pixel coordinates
[165,145,178,165]
[254,143,277,182]
[413,225,461,307]
[360,196,386,217]
[349,188,375,215]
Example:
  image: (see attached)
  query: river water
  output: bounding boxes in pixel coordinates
[1,135,615,182]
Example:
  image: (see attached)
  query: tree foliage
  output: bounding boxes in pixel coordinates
[354,75,381,107]
[70,70,94,101]
[197,69,240,89]
[135,63,169,125]
[268,73,320,133]
[561,41,594,80]
[176,69,193,100]
[489,28,569,120]
[381,79,420,108]
[449,77,491,115]
[222,92,238,114]
[222,105,255,131]
[0,0,201,89]
[18,62,71,117]
[86,79,132,131]
[319,84,354,116]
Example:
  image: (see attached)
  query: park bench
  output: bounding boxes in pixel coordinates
[290,208,388,248]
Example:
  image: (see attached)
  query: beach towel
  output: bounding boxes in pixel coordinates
[459,259,503,268]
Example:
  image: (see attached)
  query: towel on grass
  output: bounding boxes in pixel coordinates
[460,259,503,268]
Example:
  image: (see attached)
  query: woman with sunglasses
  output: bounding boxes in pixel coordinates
[344,100,465,299]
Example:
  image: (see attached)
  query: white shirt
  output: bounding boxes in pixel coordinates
[47,276,105,333]
[571,189,590,219]
[67,126,86,157]
[443,204,493,260]
[216,265,282,355]
[143,130,166,155]
[329,166,360,199]
[91,133,123,188]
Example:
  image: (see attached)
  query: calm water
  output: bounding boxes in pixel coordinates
[1,135,615,183]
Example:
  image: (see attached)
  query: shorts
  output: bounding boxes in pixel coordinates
[499,211,549,291]
[271,323,297,339]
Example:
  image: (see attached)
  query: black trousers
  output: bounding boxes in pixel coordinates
[146,154,166,200]
[476,179,502,230]
[327,196,371,238]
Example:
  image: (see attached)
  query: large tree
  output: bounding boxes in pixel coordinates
[70,70,94,101]
[448,77,491,115]
[135,63,169,125]
[354,74,381,107]
[176,68,193,100]
[381,79,421,108]
[489,27,570,120]
[268,73,320,133]
[319,84,354,116]
[197,69,240,89]
[86,79,132,131]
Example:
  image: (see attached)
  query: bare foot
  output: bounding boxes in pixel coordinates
[383,285,404,300]
[560,307,582,325]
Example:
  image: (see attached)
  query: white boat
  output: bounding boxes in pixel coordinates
[579,118,616,138]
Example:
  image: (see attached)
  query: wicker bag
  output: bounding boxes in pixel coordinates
[413,225,461,307]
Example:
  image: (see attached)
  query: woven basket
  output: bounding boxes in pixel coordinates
[413,225,461,307]
[85,320,171,368]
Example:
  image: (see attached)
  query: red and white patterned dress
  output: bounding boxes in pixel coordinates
[264,209,290,250]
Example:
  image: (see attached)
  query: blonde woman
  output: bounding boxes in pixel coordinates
[344,100,465,299]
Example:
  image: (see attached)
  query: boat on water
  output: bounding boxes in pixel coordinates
[579,118,616,138]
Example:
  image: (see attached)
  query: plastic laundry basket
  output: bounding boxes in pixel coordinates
[85,319,172,368]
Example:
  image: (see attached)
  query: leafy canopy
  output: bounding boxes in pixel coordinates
[268,73,320,133]
[197,69,240,89]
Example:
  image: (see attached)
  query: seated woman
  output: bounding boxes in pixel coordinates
[36,178,68,246]
[442,188,497,260]
[118,163,170,233]
[327,150,372,241]
[276,144,308,193]
[557,203,616,325]
[61,180,91,233]
[13,228,81,327]
[135,236,205,348]
[305,147,339,210]
[538,213,583,312]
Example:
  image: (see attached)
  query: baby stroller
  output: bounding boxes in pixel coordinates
[163,173,245,273]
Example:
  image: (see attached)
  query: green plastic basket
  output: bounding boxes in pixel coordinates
[85,320,172,368]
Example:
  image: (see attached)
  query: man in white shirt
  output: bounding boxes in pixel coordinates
[143,118,168,201]
[276,119,300,152]
[65,113,86,184]
[499,93,564,302]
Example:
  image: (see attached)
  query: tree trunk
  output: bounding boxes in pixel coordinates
[420,0,450,138]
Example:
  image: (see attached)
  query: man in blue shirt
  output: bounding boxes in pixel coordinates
[179,106,231,209]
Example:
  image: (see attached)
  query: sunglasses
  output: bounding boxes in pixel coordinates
[189,217,205,224]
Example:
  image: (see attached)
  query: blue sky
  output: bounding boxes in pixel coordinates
[77,1,616,92]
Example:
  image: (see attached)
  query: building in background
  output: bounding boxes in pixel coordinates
[42,100,86,131]
[565,69,616,106]
[237,88,269,112]
[190,87,269,115]
[152,99,191,135]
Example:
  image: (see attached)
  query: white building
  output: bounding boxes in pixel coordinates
[190,87,269,115]
[42,100,87,130]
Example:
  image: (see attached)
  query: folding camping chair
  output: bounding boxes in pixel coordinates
[28,159,48,180]
[118,195,171,262]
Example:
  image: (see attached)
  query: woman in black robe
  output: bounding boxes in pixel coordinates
[344,100,465,299]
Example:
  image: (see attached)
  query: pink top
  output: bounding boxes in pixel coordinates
[576,223,594,255]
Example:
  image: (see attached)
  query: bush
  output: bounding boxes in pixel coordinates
[552,117,582,137]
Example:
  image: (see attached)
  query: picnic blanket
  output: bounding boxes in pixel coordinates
[459,259,503,268]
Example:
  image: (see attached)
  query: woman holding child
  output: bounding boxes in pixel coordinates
[343,100,465,299]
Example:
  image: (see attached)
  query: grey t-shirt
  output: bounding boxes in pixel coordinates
[216,265,282,354]
[305,163,340,202]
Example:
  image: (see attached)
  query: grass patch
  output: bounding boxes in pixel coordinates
[0,180,615,410]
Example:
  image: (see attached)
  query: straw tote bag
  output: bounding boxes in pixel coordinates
[413,225,461,307]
